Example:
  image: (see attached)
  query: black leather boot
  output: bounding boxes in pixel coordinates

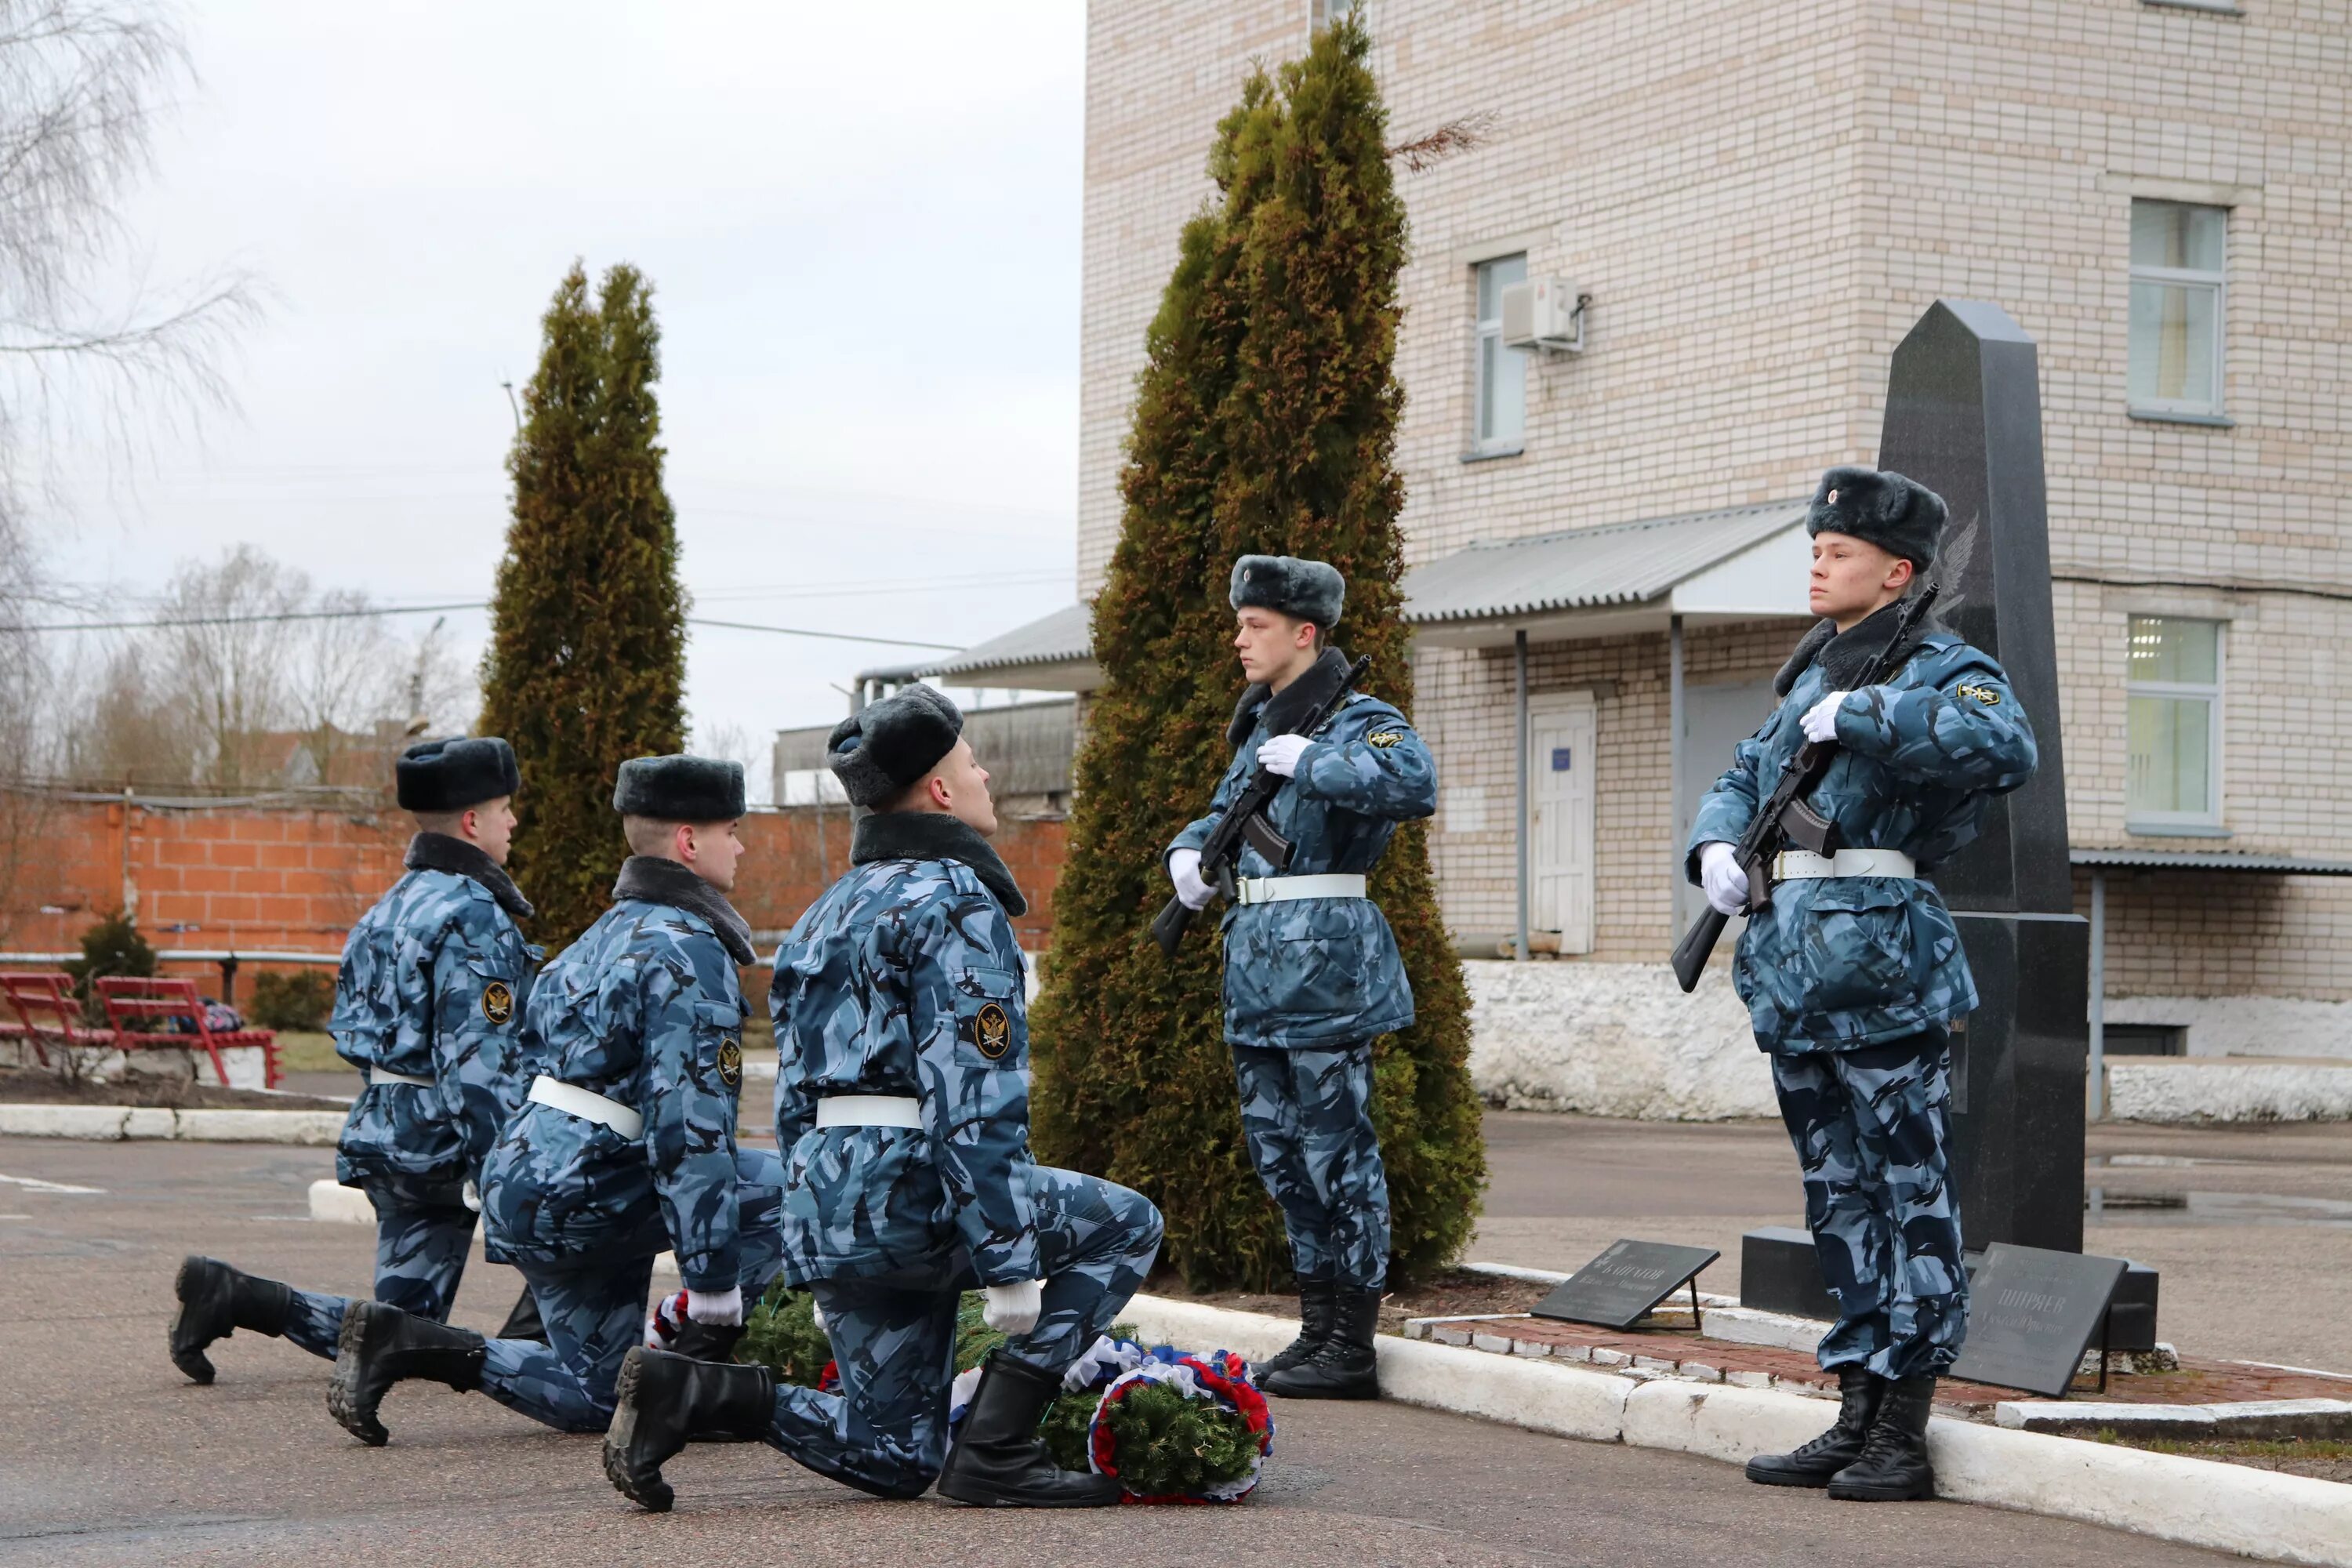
[169,1255,293,1384]
[1828,1374,1938,1501]
[327,1299,487,1446]
[604,1345,775,1512]
[496,1284,546,1342]
[1744,1366,1881,1486]
[936,1348,1121,1508]
[1259,1277,1338,1379]
[1261,1286,1381,1400]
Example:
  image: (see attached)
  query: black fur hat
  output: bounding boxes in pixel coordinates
[1229,554,1345,630]
[1806,466,1947,570]
[826,684,964,809]
[612,755,746,822]
[395,736,520,813]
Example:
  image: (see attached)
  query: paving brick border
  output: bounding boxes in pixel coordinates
[0,1103,343,1145]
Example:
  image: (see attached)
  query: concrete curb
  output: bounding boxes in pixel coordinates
[1119,1294,2352,1567]
[0,1103,345,1145]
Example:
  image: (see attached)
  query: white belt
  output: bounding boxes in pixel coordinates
[1234,873,1368,906]
[368,1067,433,1088]
[528,1075,644,1141]
[815,1094,922,1131]
[1773,849,1916,880]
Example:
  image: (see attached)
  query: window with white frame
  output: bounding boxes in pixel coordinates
[1473,253,1527,454]
[2125,616,2224,827]
[1312,0,1362,27]
[2128,201,2227,418]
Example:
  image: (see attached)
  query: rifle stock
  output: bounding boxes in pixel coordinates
[1670,906,1727,993]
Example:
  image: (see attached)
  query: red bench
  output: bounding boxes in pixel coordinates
[0,972,114,1068]
[93,976,282,1090]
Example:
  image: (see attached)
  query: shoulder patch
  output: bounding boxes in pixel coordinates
[1367,730,1405,749]
[1955,683,2002,706]
[717,1036,742,1087]
[480,980,514,1025]
[972,1001,1012,1061]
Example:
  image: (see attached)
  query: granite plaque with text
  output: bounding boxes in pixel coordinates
[1532,1240,1720,1330]
[1950,1242,2129,1397]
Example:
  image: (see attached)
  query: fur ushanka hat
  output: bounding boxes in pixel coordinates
[1229,554,1345,630]
[1806,466,1947,572]
[612,755,746,822]
[826,684,965,810]
[395,737,520,813]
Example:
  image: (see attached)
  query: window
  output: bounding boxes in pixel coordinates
[1473,253,1527,455]
[1312,0,1362,27]
[2125,616,2223,827]
[2129,201,2226,418]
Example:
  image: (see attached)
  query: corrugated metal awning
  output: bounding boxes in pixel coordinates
[2071,848,2352,876]
[923,601,1099,691]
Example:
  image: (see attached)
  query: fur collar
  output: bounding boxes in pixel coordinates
[1772,601,1929,697]
[612,855,757,965]
[405,833,533,922]
[1227,646,1355,748]
[851,809,1029,918]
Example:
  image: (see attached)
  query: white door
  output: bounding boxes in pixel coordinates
[1527,695,1597,954]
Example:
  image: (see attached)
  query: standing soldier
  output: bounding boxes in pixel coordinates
[325,756,785,1446]
[1164,556,1436,1402]
[169,737,541,1383]
[1689,468,2037,1502]
[601,686,1163,1511]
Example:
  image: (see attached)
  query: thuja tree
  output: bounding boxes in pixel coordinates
[479,263,687,946]
[1033,18,1483,1290]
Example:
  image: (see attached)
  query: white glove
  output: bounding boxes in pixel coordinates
[1699,842,1750,917]
[811,1301,827,1334]
[1256,734,1312,777]
[685,1285,744,1327]
[981,1279,1044,1337]
[1801,690,1851,743]
[1167,848,1214,911]
[461,1178,481,1214]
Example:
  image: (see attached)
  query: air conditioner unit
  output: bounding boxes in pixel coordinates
[1501,278,1586,352]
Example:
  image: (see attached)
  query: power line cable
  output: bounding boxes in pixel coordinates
[1,601,962,650]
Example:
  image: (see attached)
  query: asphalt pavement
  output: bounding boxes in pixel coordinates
[0,1134,2248,1567]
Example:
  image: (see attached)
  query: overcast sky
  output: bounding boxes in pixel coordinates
[40,2,1087,786]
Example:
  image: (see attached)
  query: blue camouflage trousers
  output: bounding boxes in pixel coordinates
[1771,1029,1969,1381]
[281,1178,477,1358]
[1232,1041,1390,1290]
[768,1165,1162,1500]
[476,1149,786,1432]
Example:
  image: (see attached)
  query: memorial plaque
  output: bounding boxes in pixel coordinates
[1532,1240,1720,1330]
[1949,1241,2129,1397]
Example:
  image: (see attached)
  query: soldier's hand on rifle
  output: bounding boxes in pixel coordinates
[1167,848,1215,911]
[1255,734,1311,777]
[1801,690,1852,743]
[1700,841,1750,916]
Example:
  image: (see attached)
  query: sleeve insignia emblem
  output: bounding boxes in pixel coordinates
[717,1038,742,1088]
[480,981,514,1025]
[974,1002,1012,1061]
[1955,684,2002,706]
[1367,731,1404,749]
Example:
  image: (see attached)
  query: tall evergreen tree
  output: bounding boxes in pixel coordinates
[479,263,687,946]
[1034,19,1483,1290]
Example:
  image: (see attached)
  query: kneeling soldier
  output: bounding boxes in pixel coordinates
[1689,468,2036,1502]
[171,737,541,1383]
[1165,556,1436,1400]
[604,685,1163,1510]
[326,755,784,1445]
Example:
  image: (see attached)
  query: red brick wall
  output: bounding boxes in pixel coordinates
[731,808,1069,950]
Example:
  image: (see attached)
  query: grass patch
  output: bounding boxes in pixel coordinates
[272,1031,346,1074]
[2095,1430,2352,1461]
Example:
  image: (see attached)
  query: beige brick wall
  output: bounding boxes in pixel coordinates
[1081,0,2352,998]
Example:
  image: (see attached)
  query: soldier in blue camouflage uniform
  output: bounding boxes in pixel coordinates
[1167,555,1436,1402]
[602,684,1163,1512]
[1688,468,2038,1503]
[169,737,542,1383]
[324,755,786,1446]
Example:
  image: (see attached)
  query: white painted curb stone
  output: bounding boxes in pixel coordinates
[0,1104,344,1145]
[1120,1294,2352,1566]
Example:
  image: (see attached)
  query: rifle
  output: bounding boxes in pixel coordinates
[1670,579,1941,993]
[1152,653,1374,958]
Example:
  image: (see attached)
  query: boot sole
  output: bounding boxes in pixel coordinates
[326,1302,388,1446]
[602,1348,676,1512]
[935,1476,1123,1509]
[1827,1473,1936,1502]
[169,1256,218,1385]
[1261,1377,1379,1401]
[1744,1460,1838,1488]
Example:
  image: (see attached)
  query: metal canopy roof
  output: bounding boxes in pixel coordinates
[2071,848,2352,877]
[922,601,1098,690]
[1399,499,1809,627]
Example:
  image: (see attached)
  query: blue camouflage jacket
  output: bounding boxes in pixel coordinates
[768,810,1041,1290]
[1686,621,2038,1053]
[332,835,539,1189]
[481,858,757,1291]
[1171,656,1438,1049]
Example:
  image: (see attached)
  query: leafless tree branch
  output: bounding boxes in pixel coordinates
[1388,111,1500,173]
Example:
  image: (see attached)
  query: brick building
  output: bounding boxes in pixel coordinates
[939,0,2352,1076]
